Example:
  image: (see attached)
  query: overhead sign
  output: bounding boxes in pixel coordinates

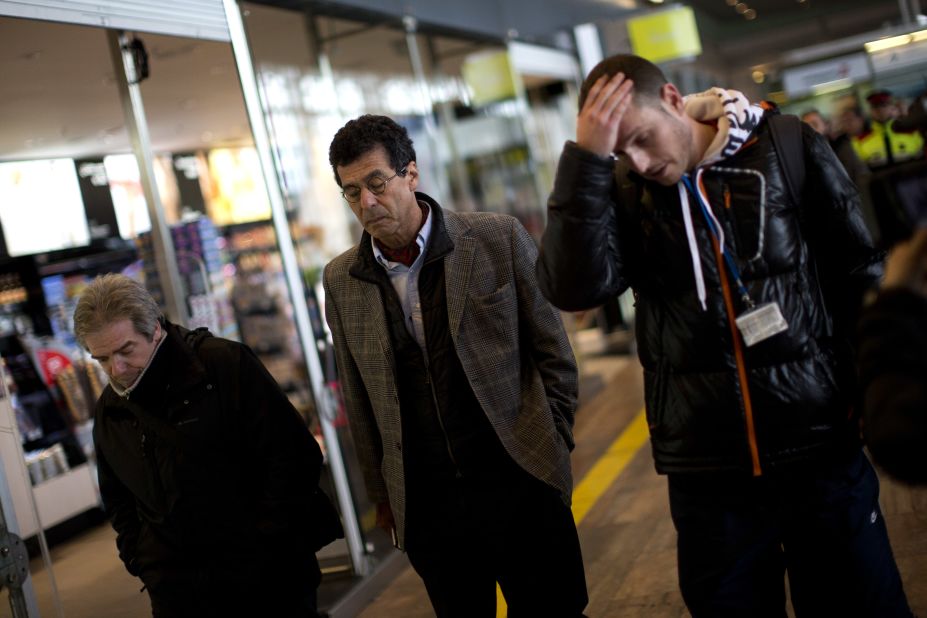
[508,41,581,82]
[869,38,927,75]
[627,6,701,65]
[782,53,872,97]
[462,50,520,107]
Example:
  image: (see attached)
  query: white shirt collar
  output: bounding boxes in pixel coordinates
[371,202,433,271]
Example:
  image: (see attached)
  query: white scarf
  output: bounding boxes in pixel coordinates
[678,88,766,310]
[109,327,167,399]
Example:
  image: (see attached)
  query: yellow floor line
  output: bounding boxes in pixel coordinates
[496,408,650,616]
[571,408,650,524]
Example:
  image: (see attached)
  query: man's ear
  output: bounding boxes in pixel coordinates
[660,83,685,115]
[406,161,419,191]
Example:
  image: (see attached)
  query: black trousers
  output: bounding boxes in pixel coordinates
[147,560,321,618]
[404,470,588,618]
[668,449,912,618]
[151,589,319,618]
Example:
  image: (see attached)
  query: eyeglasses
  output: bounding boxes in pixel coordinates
[341,167,408,203]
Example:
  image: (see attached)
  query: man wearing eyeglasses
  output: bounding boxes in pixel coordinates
[322,114,587,617]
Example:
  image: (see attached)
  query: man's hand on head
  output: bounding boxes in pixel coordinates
[577,72,634,158]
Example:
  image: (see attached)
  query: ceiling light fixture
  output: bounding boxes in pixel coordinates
[811,78,853,96]
[744,8,757,19]
[735,2,749,14]
[864,28,927,53]
[752,70,765,83]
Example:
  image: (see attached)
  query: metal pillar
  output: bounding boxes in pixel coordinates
[403,15,449,206]
[506,41,554,226]
[425,36,479,213]
[106,31,188,325]
[222,0,368,576]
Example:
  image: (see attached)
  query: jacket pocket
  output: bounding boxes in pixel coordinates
[467,283,517,339]
[643,363,668,439]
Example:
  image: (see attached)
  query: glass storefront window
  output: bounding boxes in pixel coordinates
[0,13,356,615]
[0,15,141,616]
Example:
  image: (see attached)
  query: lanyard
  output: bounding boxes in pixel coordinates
[681,174,755,309]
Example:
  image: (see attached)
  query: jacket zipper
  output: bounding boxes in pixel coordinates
[721,183,749,258]
[700,176,762,476]
[140,430,168,507]
[424,367,462,478]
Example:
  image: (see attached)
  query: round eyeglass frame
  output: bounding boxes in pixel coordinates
[341,166,408,203]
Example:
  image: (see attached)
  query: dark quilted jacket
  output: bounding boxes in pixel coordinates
[93,323,323,602]
[537,114,883,475]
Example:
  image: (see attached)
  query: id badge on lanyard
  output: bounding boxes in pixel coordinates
[735,302,788,347]
[682,175,788,347]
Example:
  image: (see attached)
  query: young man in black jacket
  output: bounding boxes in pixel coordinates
[75,273,337,617]
[537,54,911,616]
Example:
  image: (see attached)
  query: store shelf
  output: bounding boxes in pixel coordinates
[23,462,100,537]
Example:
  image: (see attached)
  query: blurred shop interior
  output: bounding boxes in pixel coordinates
[0,0,924,615]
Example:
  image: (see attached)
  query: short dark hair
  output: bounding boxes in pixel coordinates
[328,115,416,187]
[579,54,668,110]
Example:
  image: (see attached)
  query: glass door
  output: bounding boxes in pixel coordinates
[0,15,143,618]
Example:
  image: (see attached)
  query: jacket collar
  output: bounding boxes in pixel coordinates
[348,192,454,283]
[127,321,207,403]
[341,192,476,354]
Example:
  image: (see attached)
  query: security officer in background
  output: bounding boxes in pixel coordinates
[853,90,924,168]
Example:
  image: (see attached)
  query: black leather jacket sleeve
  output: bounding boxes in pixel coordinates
[801,125,884,333]
[537,141,633,311]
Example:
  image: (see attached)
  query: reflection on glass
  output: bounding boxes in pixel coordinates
[205,147,272,225]
[0,159,90,256]
[102,153,154,239]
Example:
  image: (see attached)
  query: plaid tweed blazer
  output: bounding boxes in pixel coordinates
[323,198,578,549]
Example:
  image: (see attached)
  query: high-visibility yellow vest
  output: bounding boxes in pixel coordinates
[851,120,924,167]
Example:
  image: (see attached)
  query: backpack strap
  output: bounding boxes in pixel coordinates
[766,113,806,207]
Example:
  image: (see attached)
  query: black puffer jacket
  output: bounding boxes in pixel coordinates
[93,322,324,604]
[537,114,882,475]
